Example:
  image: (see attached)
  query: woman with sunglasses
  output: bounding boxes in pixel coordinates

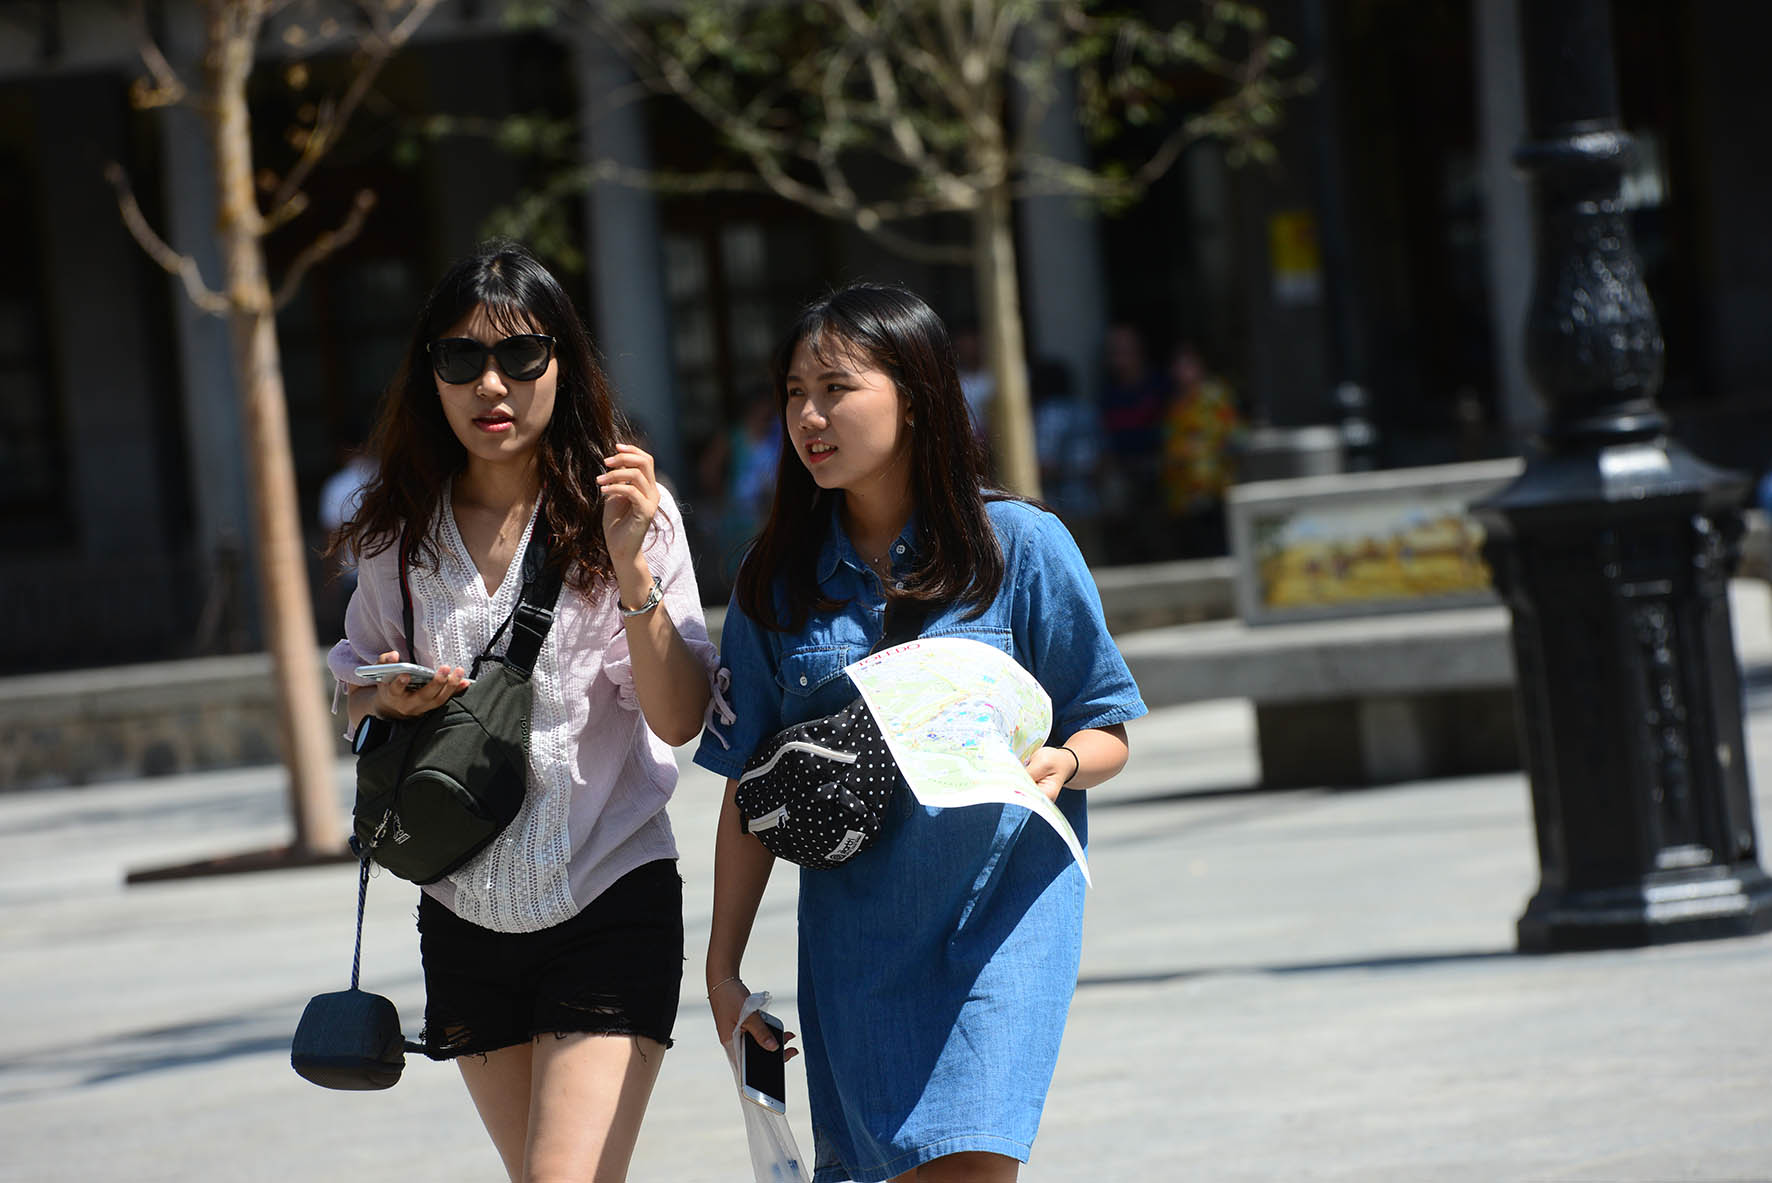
[695,284,1146,1182]
[328,240,715,1181]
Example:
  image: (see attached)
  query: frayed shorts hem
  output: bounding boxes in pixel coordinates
[422,1024,672,1063]
[416,859,684,1062]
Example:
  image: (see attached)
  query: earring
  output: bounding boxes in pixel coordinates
[906,416,915,427]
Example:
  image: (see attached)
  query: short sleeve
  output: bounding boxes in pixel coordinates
[1011,510,1148,738]
[601,486,720,711]
[327,540,407,687]
[693,589,782,779]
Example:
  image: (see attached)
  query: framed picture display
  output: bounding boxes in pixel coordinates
[1226,458,1523,625]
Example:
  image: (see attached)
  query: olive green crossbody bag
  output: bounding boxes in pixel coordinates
[350,527,563,884]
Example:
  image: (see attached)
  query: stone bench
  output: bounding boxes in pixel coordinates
[0,651,324,790]
[1117,606,1518,787]
[0,557,1238,791]
[697,556,1234,654]
[2,548,1759,792]
[1119,579,1772,789]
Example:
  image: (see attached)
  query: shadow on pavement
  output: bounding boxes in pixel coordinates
[0,974,426,1094]
[1090,782,1314,809]
[1077,947,1517,990]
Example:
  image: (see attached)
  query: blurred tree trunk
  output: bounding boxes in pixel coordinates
[205,0,339,855]
[974,185,1037,496]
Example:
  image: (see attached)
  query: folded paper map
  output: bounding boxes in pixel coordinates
[845,637,1091,885]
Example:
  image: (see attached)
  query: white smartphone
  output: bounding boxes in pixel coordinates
[740,1014,787,1114]
[354,661,437,686]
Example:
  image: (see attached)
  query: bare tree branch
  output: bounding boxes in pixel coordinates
[814,45,864,211]
[591,14,778,164]
[937,0,970,76]
[531,159,781,206]
[897,9,982,130]
[489,143,978,267]
[261,189,311,234]
[829,0,928,168]
[266,0,445,222]
[126,0,188,109]
[533,0,1300,504]
[563,0,1295,261]
[852,223,975,267]
[104,162,230,316]
[273,188,376,310]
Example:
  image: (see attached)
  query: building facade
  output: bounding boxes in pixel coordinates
[3,0,1768,673]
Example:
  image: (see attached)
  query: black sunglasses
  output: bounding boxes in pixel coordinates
[428,334,557,384]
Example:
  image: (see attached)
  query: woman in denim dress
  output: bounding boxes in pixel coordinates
[694,284,1146,1182]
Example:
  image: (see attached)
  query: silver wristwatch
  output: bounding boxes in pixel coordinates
[620,574,665,618]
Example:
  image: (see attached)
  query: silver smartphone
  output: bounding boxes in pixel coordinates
[354,661,436,686]
[740,1014,787,1114]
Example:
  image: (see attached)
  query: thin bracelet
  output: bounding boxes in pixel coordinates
[708,975,742,999]
[620,573,665,618]
[1059,745,1081,786]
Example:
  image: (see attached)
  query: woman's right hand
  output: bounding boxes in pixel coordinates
[366,649,470,720]
[709,975,798,1063]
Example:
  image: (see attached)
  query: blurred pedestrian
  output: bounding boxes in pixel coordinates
[326,240,717,1182]
[696,383,784,593]
[1031,356,1103,556]
[1161,341,1242,557]
[319,441,376,539]
[1098,323,1168,563]
[953,323,995,452]
[316,433,377,637]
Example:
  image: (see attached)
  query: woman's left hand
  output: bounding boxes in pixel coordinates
[598,443,660,572]
[1024,745,1077,802]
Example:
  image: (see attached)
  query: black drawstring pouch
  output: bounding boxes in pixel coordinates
[291,849,419,1090]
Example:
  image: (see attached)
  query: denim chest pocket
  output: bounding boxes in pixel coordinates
[920,625,1015,662]
[776,645,854,700]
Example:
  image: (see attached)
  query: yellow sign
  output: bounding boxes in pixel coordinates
[1268,210,1322,305]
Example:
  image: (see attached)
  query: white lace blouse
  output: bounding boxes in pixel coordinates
[327,485,717,934]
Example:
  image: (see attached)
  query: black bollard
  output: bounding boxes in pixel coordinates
[1471,0,1772,951]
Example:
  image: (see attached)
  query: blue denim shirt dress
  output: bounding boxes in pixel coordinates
[695,497,1146,1182]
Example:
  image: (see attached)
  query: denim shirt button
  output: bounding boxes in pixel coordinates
[894,543,906,554]
[799,674,809,686]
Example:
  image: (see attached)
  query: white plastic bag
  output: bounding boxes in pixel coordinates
[726,990,812,1183]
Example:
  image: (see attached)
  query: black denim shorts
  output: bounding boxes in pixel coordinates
[416,858,684,1060]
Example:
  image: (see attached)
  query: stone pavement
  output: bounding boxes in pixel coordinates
[4,676,1772,1181]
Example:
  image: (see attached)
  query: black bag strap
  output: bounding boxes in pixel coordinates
[480,527,565,675]
[343,838,427,1053]
[349,847,371,991]
[870,596,936,656]
[398,546,415,668]
[396,516,565,678]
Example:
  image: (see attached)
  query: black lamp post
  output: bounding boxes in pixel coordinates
[1472,0,1772,951]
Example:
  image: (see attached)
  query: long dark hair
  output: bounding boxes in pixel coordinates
[331,240,630,591]
[734,283,1005,631]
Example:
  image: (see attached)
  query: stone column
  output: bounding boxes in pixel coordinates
[1474,0,1539,440]
[157,7,254,644]
[34,74,170,559]
[573,31,684,483]
[1013,67,1109,408]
